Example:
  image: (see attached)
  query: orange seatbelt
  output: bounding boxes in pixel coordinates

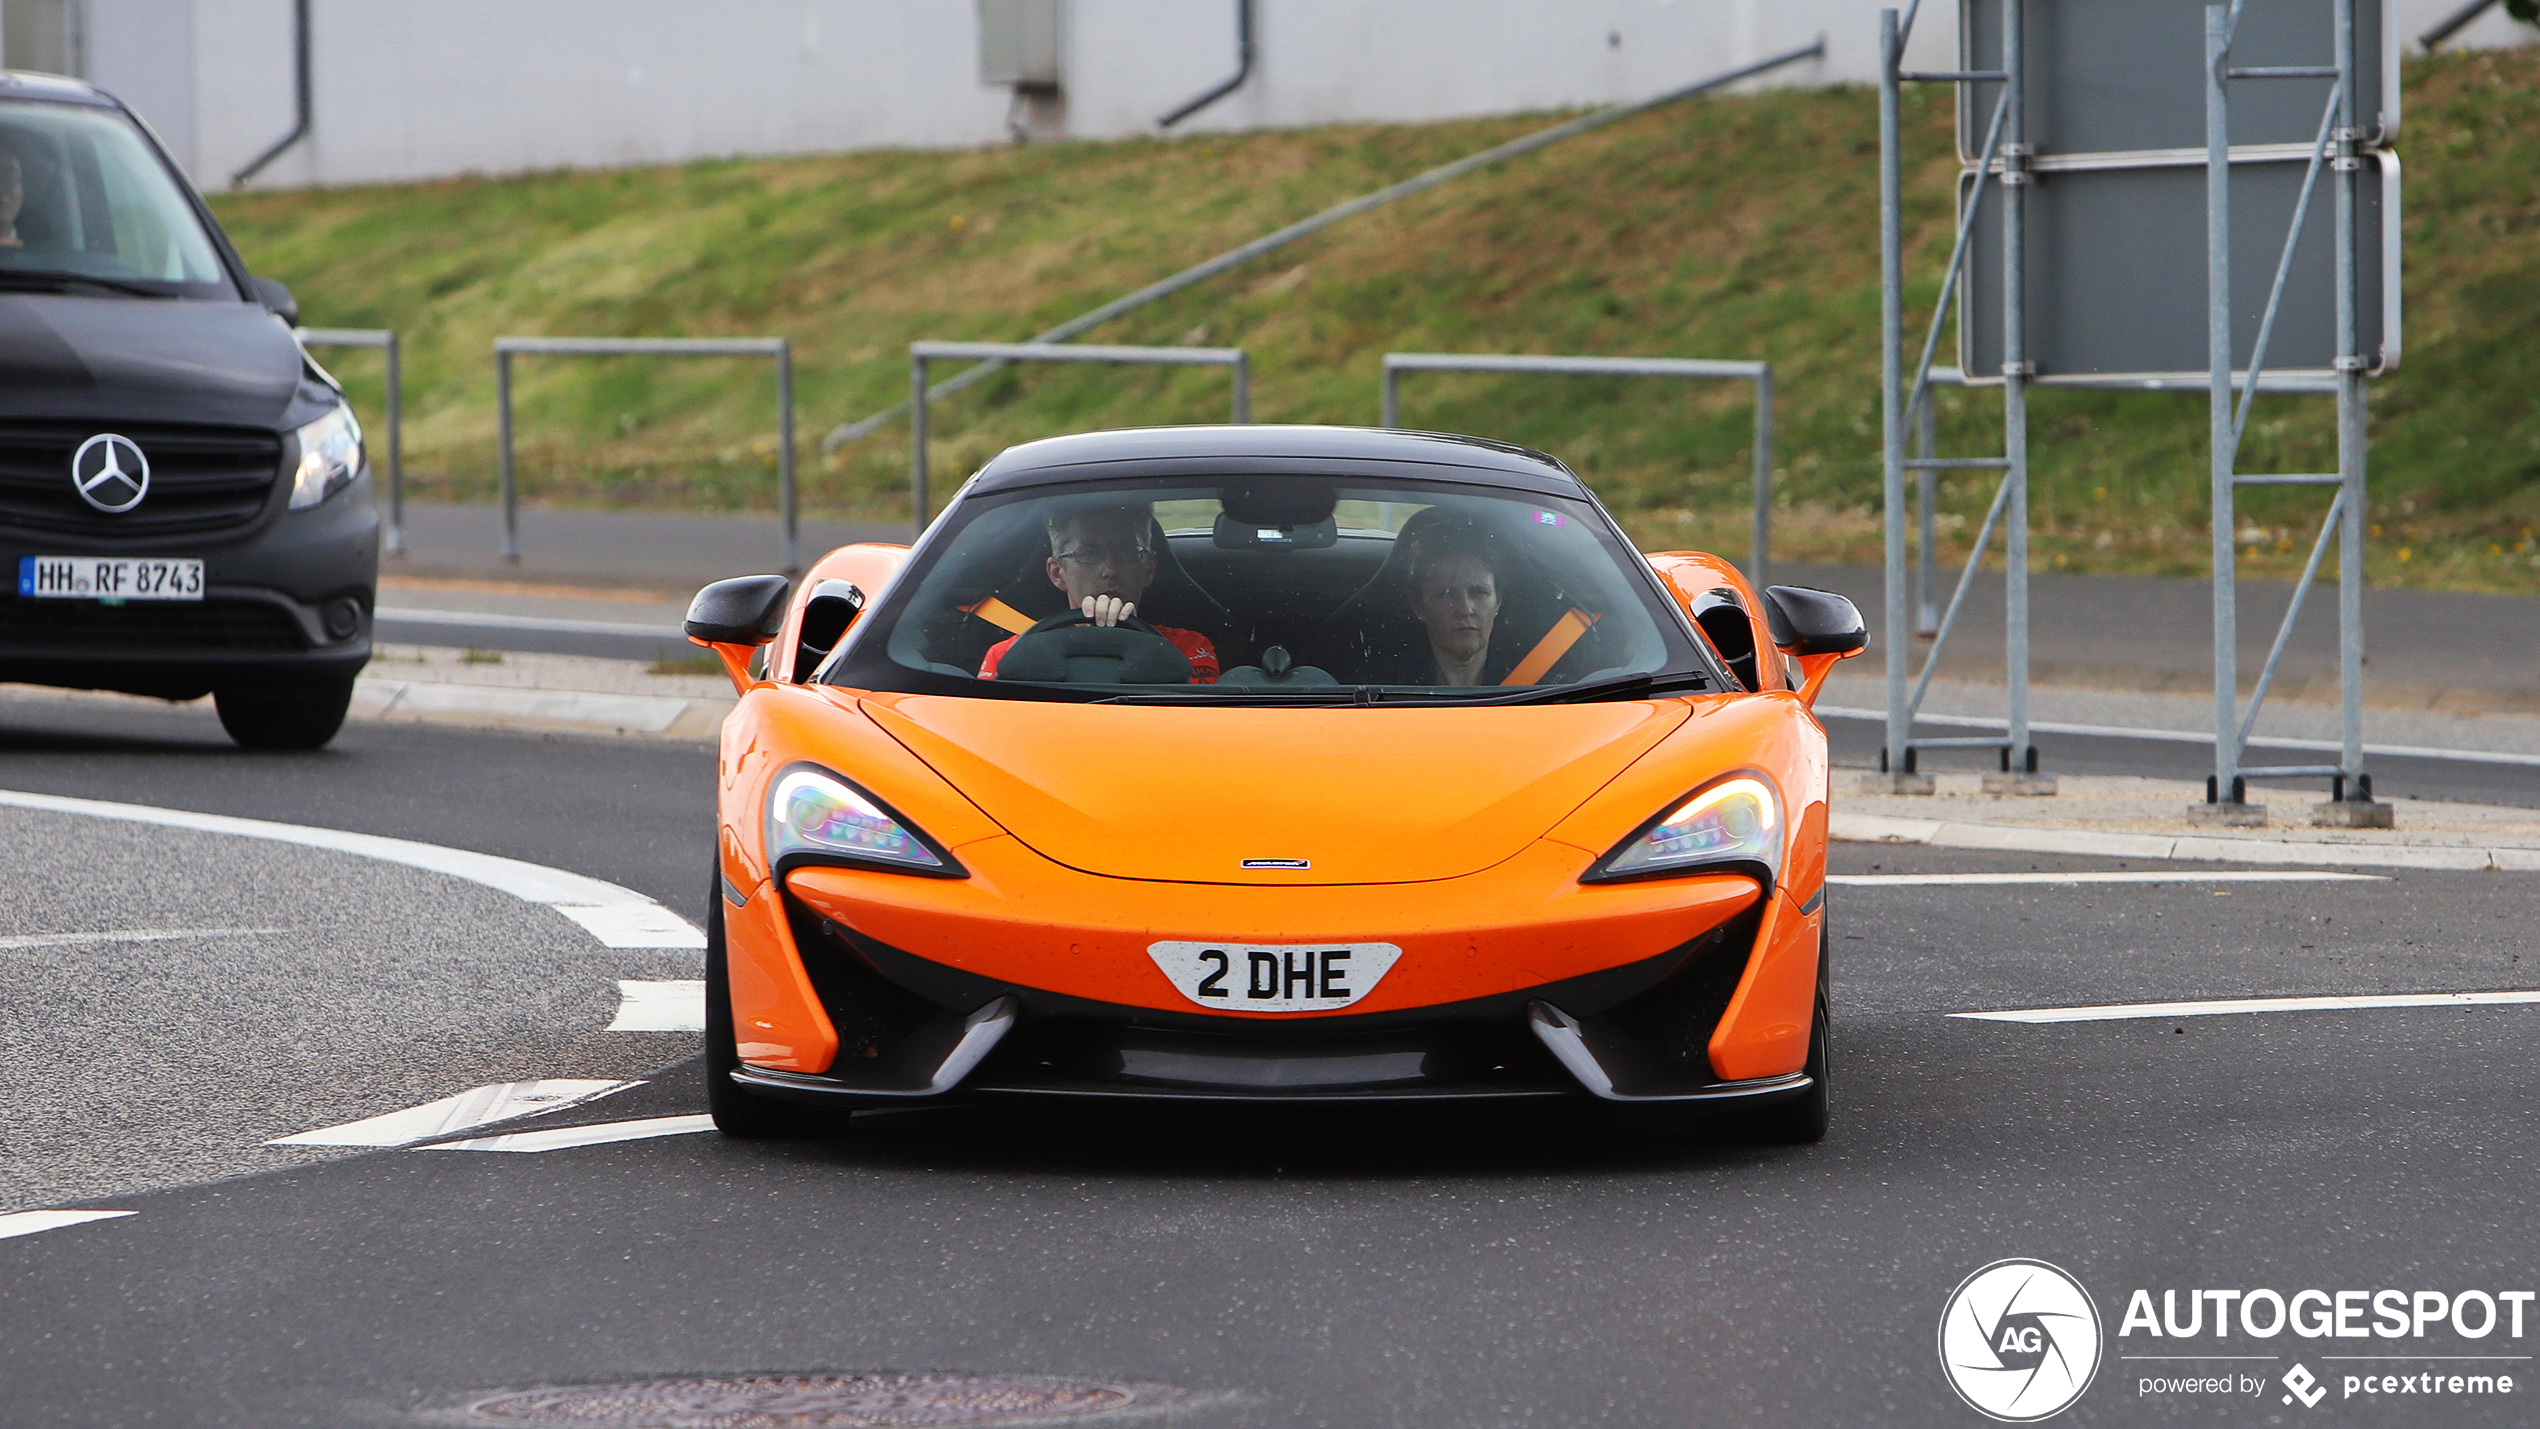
[961,596,1035,635]
[1502,608,1598,686]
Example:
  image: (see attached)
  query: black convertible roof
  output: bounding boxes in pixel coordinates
[963,425,1585,499]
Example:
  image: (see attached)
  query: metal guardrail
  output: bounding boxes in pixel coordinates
[495,336,798,570]
[1379,352,1775,587]
[907,341,1248,536]
[295,327,403,553]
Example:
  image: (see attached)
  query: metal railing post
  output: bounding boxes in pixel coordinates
[383,332,403,554]
[2205,4,2242,808]
[496,347,518,562]
[910,352,931,539]
[902,339,1250,536]
[2001,0,2034,777]
[1915,384,1937,634]
[1377,353,1773,582]
[777,340,798,573]
[2332,0,2370,809]
[1879,7,1913,784]
[493,335,800,568]
[1750,364,1773,589]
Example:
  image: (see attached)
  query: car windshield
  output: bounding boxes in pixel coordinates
[835,472,1717,703]
[0,100,232,298]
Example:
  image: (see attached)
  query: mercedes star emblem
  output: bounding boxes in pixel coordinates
[72,433,150,514]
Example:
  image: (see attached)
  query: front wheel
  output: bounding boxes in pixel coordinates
[214,677,354,750]
[704,889,816,1139]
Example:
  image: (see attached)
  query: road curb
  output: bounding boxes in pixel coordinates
[1831,809,2540,872]
[353,677,730,740]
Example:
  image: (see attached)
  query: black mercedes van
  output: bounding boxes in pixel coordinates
[0,69,374,749]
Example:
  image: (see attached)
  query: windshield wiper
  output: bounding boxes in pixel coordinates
[0,270,179,298]
[1481,671,1716,705]
[1090,687,1363,706]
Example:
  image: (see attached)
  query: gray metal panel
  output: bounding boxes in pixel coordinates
[979,0,1063,88]
[1959,0,2393,159]
[1958,151,2393,383]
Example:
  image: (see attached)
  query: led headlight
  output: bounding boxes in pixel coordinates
[1583,772,1783,888]
[288,402,364,510]
[764,765,962,877]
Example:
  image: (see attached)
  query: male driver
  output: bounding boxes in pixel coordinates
[979,503,1220,682]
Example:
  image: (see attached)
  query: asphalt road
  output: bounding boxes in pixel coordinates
[2,706,2536,1426]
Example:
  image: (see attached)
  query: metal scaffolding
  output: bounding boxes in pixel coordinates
[2201,0,2389,826]
[1878,1,2045,791]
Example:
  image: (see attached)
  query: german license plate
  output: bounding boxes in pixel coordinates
[17,555,204,600]
[1148,941,1402,1012]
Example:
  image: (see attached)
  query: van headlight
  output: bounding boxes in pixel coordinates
[1582,772,1783,889]
[288,402,363,510]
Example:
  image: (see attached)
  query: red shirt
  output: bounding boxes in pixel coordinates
[979,626,1220,683]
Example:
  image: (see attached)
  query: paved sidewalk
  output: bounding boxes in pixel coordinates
[1838,772,2540,872]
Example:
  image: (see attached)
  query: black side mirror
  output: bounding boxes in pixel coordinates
[685,574,792,647]
[791,579,866,682]
[252,276,299,327]
[1763,585,1868,657]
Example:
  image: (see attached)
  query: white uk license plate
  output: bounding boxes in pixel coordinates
[17,555,204,600]
[1148,941,1403,1012]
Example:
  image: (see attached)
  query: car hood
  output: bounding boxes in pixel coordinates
[858,694,1691,884]
[0,293,309,428]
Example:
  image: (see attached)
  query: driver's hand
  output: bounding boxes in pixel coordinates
[1082,594,1137,627]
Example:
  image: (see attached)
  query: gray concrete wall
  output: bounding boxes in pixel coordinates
[48,0,2539,190]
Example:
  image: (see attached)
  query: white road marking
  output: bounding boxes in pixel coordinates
[0,788,700,949]
[266,1080,640,1147]
[608,979,706,1031]
[1830,871,2385,887]
[0,1210,135,1240]
[560,906,707,950]
[375,607,674,638]
[424,1114,717,1153]
[0,926,282,950]
[1817,705,2540,769]
[1956,990,2540,1024]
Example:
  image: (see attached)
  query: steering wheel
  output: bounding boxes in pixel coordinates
[995,609,1194,685]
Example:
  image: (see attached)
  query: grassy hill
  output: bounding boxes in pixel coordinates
[209,46,2540,593]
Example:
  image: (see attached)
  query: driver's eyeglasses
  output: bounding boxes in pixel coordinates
[1054,542,1152,567]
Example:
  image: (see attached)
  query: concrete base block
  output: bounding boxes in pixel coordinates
[1982,773,2060,796]
[1860,773,1936,796]
[2312,800,2396,829]
[2185,802,2269,828]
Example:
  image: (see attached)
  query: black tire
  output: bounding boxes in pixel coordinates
[704,889,810,1139]
[214,678,354,751]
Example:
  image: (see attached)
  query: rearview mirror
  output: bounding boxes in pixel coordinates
[685,574,791,646]
[1763,586,1867,657]
[253,275,299,327]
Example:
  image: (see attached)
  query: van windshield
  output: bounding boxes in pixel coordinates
[834,473,1717,703]
[0,99,232,298]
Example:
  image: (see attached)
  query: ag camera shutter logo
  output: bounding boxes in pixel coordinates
[1939,1259,2104,1421]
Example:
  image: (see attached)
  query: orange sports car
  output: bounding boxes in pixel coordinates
[686,426,1865,1141]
